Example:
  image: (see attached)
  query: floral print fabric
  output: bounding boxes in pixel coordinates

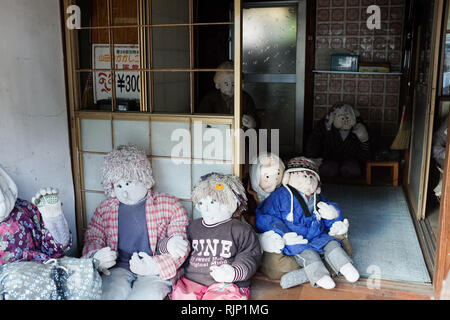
[0,199,71,265]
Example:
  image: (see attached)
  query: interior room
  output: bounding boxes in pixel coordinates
[1,0,449,300]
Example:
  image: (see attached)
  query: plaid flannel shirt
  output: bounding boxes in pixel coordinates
[82,190,190,280]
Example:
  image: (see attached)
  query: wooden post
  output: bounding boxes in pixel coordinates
[435,112,450,299]
[233,0,242,178]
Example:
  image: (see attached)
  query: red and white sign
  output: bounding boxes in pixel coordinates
[92,44,140,103]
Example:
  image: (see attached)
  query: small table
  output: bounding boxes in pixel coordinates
[366,161,399,186]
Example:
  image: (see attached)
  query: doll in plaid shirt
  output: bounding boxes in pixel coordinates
[82,144,190,300]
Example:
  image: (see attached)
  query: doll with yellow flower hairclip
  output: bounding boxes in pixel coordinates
[171,173,262,300]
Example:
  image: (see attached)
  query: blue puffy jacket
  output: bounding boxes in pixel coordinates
[255,185,343,255]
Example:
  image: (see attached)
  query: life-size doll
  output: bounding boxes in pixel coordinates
[306,102,371,179]
[0,165,71,265]
[241,152,285,228]
[255,157,359,290]
[171,173,262,300]
[198,60,258,130]
[82,144,190,300]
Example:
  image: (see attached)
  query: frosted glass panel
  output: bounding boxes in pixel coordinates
[82,153,105,191]
[151,158,191,199]
[153,72,190,113]
[152,27,190,68]
[81,119,112,152]
[151,121,190,157]
[243,6,297,74]
[192,122,233,161]
[192,160,233,186]
[243,83,295,147]
[85,192,107,225]
[180,201,193,221]
[151,0,189,24]
[113,120,150,154]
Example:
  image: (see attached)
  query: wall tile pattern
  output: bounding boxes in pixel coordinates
[313,0,404,140]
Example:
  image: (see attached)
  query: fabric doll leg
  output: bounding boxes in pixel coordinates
[128,274,172,300]
[323,240,358,283]
[319,160,339,178]
[279,267,309,289]
[201,283,251,300]
[170,277,207,300]
[101,267,134,300]
[294,249,332,288]
[340,158,361,178]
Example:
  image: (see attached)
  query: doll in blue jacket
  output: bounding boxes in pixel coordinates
[255,157,359,290]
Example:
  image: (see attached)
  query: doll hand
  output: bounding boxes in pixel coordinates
[259,230,285,253]
[328,219,350,237]
[93,247,117,276]
[210,264,235,283]
[283,232,308,245]
[32,187,62,219]
[167,235,188,259]
[317,202,340,220]
[242,114,257,129]
[129,252,160,276]
[352,123,369,142]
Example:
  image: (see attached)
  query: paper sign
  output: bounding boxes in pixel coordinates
[92,44,140,103]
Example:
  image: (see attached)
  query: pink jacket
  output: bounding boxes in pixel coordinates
[82,190,190,280]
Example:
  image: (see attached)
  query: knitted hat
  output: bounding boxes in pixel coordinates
[283,156,320,182]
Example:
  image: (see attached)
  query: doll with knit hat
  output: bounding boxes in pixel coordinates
[255,157,359,290]
[171,173,262,300]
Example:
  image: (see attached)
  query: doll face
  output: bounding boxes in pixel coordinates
[333,108,355,130]
[287,171,319,196]
[217,73,234,97]
[196,195,237,225]
[113,179,147,205]
[259,166,283,193]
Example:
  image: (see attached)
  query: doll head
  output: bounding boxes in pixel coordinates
[101,144,154,205]
[282,157,321,196]
[192,173,247,225]
[250,153,285,200]
[325,102,359,131]
[213,60,234,97]
[0,165,18,222]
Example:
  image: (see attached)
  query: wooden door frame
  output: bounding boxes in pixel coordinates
[433,0,450,300]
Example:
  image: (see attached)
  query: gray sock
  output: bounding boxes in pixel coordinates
[280,268,309,289]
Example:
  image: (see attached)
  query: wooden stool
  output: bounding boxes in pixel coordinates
[366,161,399,186]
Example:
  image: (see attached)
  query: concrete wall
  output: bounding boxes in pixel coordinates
[0,0,77,254]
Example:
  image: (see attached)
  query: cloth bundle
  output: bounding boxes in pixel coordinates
[0,257,102,300]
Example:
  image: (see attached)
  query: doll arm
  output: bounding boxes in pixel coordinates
[81,201,109,258]
[255,192,292,236]
[152,197,190,280]
[230,223,262,282]
[321,201,343,230]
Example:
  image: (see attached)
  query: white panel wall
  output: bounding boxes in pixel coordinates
[0,0,78,254]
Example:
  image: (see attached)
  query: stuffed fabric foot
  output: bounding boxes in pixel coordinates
[316,275,335,290]
[339,263,359,283]
[280,268,309,289]
[32,187,70,246]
